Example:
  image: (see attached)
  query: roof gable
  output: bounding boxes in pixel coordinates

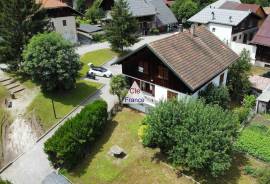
[116,26,239,91]
[252,16,270,47]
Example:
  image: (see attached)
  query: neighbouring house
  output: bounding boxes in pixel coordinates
[249,75,270,113]
[39,0,81,43]
[77,24,104,43]
[251,16,270,67]
[100,0,178,35]
[113,26,239,112]
[188,0,263,64]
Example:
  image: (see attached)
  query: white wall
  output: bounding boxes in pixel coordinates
[51,16,78,43]
[192,69,228,97]
[154,85,167,101]
[230,41,257,64]
[207,23,232,45]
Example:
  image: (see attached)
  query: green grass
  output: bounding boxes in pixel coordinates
[79,49,117,77]
[27,80,102,131]
[63,108,193,184]
[0,85,9,122]
[235,124,270,162]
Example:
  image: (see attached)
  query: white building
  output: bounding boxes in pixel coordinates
[188,0,266,64]
[114,26,239,113]
[39,0,81,43]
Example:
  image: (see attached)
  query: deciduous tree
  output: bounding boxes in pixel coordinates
[110,74,128,105]
[22,32,81,91]
[142,99,239,177]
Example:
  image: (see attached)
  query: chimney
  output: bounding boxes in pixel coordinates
[211,12,215,20]
[191,24,196,37]
[178,24,183,32]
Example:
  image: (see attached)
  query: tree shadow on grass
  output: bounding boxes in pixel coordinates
[186,152,249,184]
[43,81,100,107]
[68,120,118,177]
[151,151,249,184]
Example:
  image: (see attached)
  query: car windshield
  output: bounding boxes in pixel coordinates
[99,67,107,72]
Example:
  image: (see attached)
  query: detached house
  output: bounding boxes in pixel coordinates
[39,0,81,43]
[114,26,239,112]
[100,0,178,35]
[188,0,264,64]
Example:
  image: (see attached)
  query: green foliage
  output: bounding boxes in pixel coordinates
[199,83,230,109]
[22,32,81,91]
[241,0,269,6]
[92,33,106,42]
[76,0,87,13]
[150,28,160,35]
[227,49,252,102]
[243,94,256,109]
[85,0,104,23]
[233,95,256,123]
[44,100,108,169]
[172,0,199,25]
[243,165,257,176]
[143,99,239,177]
[76,17,91,25]
[235,124,270,162]
[138,124,148,142]
[105,0,139,52]
[0,178,12,184]
[0,0,48,68]
[110,75,128,104]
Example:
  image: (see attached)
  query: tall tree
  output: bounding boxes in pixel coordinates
[172,0,199,25]
[0,0,48,69]
[227,49,251,102]
[105,0,139,52]
[85,0,105,23]
[110,74,128,105]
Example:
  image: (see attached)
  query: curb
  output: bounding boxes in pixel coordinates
[0,84,105,174]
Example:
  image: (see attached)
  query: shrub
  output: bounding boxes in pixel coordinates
[150,28,159,35]
[44,100,108,169]
[233,95,256,123]
[243,165,257,176]
[138,124,148,142]
[0,178,12,184]
[143,99,239,177]
[22,32,81,91]
[199,83,230,109]
[234,124,270,162]
[243,94,256,109]
[92,33,106,42]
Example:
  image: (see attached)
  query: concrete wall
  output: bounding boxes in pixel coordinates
[207,23,232,45]
[231,41,257,64]
[51,16,78,43]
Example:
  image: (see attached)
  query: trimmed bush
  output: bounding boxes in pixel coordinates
[44,100,108,169]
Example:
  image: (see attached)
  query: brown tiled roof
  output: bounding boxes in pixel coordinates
[147,26,239,91]
[37,0,68,9]
[252,16,270,47]
[249,75,270,91]
[220,1,266,17]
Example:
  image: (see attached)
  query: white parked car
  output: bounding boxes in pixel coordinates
[88,63,112,78]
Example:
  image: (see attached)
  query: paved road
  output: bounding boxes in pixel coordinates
[0,33,174,184]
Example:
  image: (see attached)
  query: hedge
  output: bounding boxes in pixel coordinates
[44,100,108,169]
[234,124,270,162]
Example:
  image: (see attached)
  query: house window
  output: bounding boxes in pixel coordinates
[233,36,237,41]
[62,20,67,26]
[219,73,224,86]
[212,27,216,32]
[157,65,168,80]
[239,35,242,39]
[167,90,178,99]
[138,61,149,74]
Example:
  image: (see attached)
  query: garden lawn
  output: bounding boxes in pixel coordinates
[62,108,193,184]
[0,85,9,122]
[27,80,102,131]
[79,49,117,77]
[235,124,270,162]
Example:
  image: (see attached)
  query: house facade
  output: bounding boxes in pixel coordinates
[188,0,263,64]
[114,26,238,112]
[40,0,81,43]
[100,0,178,35]
[251,16,270,67]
